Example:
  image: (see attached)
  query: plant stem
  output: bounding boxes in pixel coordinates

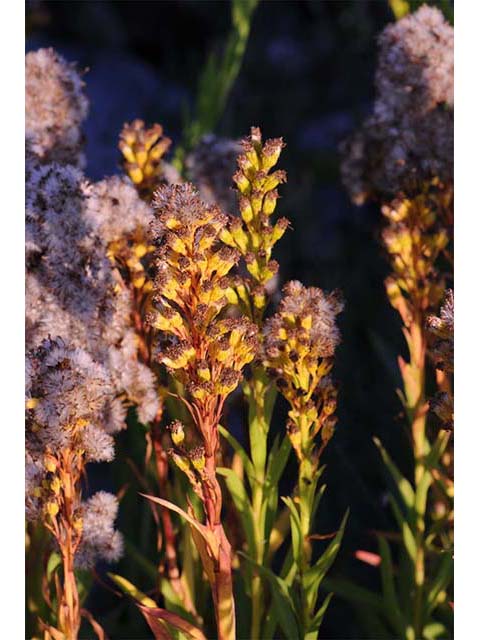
[247,368,271,639]
[402,313,428,639]
[57,453,81,639]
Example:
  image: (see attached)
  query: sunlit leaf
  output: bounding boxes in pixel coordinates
[217,467,256,554]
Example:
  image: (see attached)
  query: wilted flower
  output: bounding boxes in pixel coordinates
[427,289,454,430]
[26,48,89,167]
[85,174,156,290]
[341,6,453,203]
[25,335,123,636]
[26,337,115,464]
[26,156,159,428]
[76,492,123,568]
[427,289,454,374]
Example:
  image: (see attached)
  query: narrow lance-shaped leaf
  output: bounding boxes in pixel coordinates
[239,552,300,640]
[217,467,256,554]
[303,510,349,610]
[374,437,415,516]
[377,536,406,637]
[219,424,256,490]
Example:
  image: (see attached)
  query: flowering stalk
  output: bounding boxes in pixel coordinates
[146,183,259,639]
[220,127,289,637]
[381,185,450,637]
[339,8,454,637]
[26,338,123,639]
[263,281,345,638]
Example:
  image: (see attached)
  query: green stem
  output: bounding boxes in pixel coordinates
[247,367,274,639]
[298,456,314,635]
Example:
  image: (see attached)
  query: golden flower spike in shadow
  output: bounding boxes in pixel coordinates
[382,183,449,467]
[119,119,173,199]
[427,289,454,544]
[144,183,259,640]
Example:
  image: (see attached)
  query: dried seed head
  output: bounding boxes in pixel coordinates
[341,6,453,202]
[26,48,89,167]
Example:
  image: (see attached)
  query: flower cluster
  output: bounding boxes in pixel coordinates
[186,134,242,215]
[149,184,258,454]
[26,160,114,327]
[26,337,115,461]
[85,175,156,291]
[25,48,89,168]
[26,74,160,426]
[25,338,122,561]
[341,6,453,203]
[382,187,448,318]
[26,162,159,429]
[147,183,259,637]
[263,280,343,461]
[221,127,288,319]
[427,289,454,429]
[119,119,174,198]
[76,492,124,569]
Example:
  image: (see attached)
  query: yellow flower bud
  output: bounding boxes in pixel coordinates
[46,501,59,517]
[50,476,61,495]
[189,447,206,472]
[134,243,148,258]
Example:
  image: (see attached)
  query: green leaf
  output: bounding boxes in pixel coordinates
[108,572,157,608]
[322,577,383,611]
[389,495,417,564]
[280,546,296,587]
[265,435,291,489]
[374,437,415,514]
[309,592,334,633]
[217,467,256,554]
[259,483,279,562]
[303,510,349,609]
[311,478,326,521]
[46,551,61,582]
[423,622,449,640]
[75,568,93,606]
[261,436,292,556]
[240,552,300,640]
[378,536,405,636]
[159,577,199,628]
[218,424,255,490]
[424,551,454,618]
[281,496,303,569]
[415,468,433,522]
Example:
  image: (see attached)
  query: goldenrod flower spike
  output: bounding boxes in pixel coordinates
[221,126,289,321]
[119,119,172,198]
[263,280,344,630]
[264,280,343,465]
[149,183,259,640]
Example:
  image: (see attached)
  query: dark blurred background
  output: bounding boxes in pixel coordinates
[26,1,420,637]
